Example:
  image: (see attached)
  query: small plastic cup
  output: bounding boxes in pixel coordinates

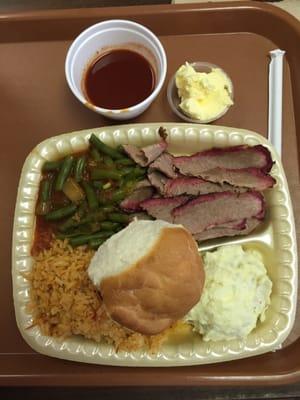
[65,20,167,120]
[167,61,234,124]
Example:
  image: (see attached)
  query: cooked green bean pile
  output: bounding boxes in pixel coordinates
[36,134,145,250]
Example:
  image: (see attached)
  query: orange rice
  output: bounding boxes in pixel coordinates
[27,239,172,352]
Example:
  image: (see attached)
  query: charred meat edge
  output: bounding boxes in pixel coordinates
[122,127,168,167]
[173,145,274,175]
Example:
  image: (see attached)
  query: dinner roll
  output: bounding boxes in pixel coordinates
[88,220,204,335]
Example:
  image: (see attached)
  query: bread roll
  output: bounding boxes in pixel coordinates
[88,220,204,335]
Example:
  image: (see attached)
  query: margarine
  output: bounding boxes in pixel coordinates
[175,62,233,121]
[185,245,272,341]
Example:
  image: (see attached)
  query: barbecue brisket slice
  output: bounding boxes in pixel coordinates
[201,167,276,191]
[128,212,154,221]
[207,219,247,230]
[163,176,237,197]
[148,171,168,194]
[140,195,189,222]
[123,141,167,167]
[193,218,261,242]
[173,191,265,234]
[173,145,274,175]
[148,172,240,197]
[122,127,168,167]
[148,153,178,178]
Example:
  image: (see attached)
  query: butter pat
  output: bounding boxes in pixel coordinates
[185,245,272,341]
[175,62,233,121]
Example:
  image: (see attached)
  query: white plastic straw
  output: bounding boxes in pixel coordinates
[268,49,285,157]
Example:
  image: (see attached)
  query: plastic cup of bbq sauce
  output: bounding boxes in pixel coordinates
[65,20,167,120]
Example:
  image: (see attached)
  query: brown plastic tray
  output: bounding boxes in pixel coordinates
[1,1,300,387]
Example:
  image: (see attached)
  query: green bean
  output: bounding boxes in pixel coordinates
[91,169,122,181]
[36,179,53,215]
[121,179,138,192]
[110,189,128,203]
[58,223,72,233]
[100,221,121,231]
[132,166,146,176]
[42,160,62,172]
[116,157,135,166]
[88,221,102,232]
[59,209,106,233]
[103,155,115,167]
[120,167,135,175]
[82,181,98,210]
[69,235,92,247]
[74,156,86,182]
[122,167,146,182]
[45,204,77,221]
[75,210,106,226]
[100,205,116,213]
[96,230,115,238]
[55,156,74,191]
[69,230,114,247]
[56,231,85,239]
[90,147,102,161]
[89,238,106,250]
[108,213,131,224]
[41,179,52,202]
[99,189,127,205]
[58,212,82,232]
[89,134,123,160]
[58,201,88,232]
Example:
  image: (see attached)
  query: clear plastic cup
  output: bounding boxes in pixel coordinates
[167,61,234,124]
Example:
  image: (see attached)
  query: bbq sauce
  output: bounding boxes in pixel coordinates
[84,49,155,110]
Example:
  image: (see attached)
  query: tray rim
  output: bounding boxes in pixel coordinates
[1,1,300,46]
[0,1,299,22]
[3,0,300,387]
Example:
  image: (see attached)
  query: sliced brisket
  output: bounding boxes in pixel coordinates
[148,171,168,194]
[207,219,247,230]
[194,218,261,242]
[123,141,167,167]
[128,212,154,221]
[123,127,168,167]
[134,179,152,189]
[149,153,178,178]
[140,195,189,222]
[201,167,276,191]
[164,176,236,197]
[148,173,237,197]
[173,145,273,175]
[173,191,265,234]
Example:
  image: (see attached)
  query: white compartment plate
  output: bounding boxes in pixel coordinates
[12,123,298,366]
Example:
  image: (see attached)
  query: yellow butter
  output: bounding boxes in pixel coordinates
[175,62,233,121]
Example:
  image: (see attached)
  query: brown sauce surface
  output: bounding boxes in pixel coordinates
[84,49,155,109]
[32,216,55,256]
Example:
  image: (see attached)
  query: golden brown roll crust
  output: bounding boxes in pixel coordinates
[100,227,204,335]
